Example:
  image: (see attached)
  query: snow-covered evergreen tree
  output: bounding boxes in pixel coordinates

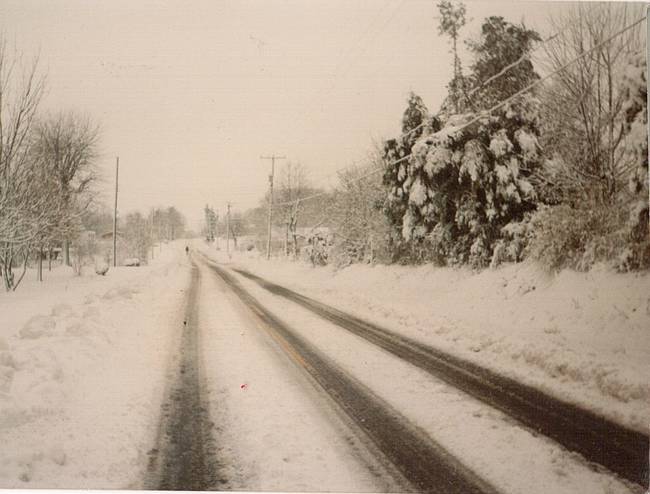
[466,17,540,109]
[383,16,542,267]
[382,93,440,259]
[402,94,542,267]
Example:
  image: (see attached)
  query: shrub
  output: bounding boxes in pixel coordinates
[527,203,649,272]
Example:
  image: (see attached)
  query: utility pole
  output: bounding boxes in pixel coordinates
[261,154,286,260]
[226,202,231,255]
[113,157,119,267]
[150,209,155,260]
[215,209,219,249]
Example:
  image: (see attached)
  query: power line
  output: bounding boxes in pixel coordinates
[277,0,409,164]
[273,13,647,208]
[286,9,611,195]
[290,19,561,193]
[466,20,572,99]
[283,4,550,187]
[297,0,408,123]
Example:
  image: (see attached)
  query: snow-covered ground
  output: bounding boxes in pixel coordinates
[197,242,650,434]
[0,243,189,488]
[2,237,646,491]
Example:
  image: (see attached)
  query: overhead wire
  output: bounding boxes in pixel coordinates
[287,10,573,195]
[273,13,647,208]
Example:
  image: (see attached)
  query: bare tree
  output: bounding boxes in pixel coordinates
[31,111,100,266]
[123,211,151,263]
[276,161,310,258]
[329,146,391,266]
[437,0,469,114]
[165,206,185,240]
[0,37,47,290]
[539,3,645,206]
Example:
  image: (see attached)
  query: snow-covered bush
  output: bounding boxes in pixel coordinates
[303,231,332,267]
[490,214,534,268]
[528,205,596,271]
[621,51,649,244]
[526,50,649,273]
[527,204,648,272]
[71,231,98,276]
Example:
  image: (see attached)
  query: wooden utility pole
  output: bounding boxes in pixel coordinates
[215,210,219,249]
[113,157,119,267]
[261,155,286,260]
[226,202,231,255]
[284,220,289,257]
[37,247,43,282]
[150,209,155,260]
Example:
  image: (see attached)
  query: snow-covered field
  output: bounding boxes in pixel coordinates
[198,242,650,434]
[0,243,189,488]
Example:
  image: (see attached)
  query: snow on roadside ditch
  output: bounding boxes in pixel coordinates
[226,267,639,494]
[0,243,189,488]
[196,242,650,434]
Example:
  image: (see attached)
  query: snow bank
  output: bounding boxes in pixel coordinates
[197,241,650,433]
[0,243,189,488]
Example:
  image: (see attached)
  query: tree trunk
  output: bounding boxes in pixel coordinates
[13,249,30,291]
[292,233,298,260]
[284,222,290,257]
[1,261,9,291]
[64,239,71,266]
[2,244,15,291]
[290,201,300,260]
[38,246,43,282]
[48,247,53,271]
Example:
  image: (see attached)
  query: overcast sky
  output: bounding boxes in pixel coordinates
[1,0,583,228]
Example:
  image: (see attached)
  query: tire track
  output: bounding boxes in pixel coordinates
[145,258,222,490]
[205,258,499,494]
[227,263,649,489]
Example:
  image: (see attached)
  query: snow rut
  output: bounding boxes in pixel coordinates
[145,260,222,490]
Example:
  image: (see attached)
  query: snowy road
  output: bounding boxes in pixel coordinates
[176,252,643,494]
[228,265,649,488]
[206,259,497,494]
[1,245,641,492]
[145,261,220,490]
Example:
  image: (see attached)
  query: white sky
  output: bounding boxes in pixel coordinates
[0,0,589,228]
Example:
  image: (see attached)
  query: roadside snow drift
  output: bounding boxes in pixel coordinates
[0,244,189,488]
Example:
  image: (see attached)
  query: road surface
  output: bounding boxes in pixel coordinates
[229,264,649,488]
[143,253,647,493]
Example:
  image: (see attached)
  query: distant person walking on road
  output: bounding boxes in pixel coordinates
[185,245,189,255]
